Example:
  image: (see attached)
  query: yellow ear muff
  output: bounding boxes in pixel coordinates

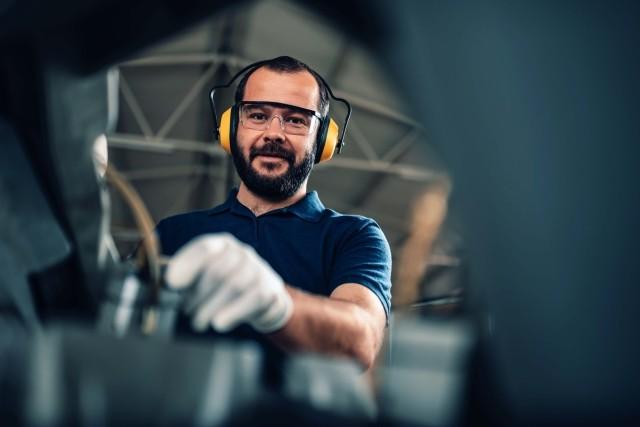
[219,108,233,154]
[318,118,339,162]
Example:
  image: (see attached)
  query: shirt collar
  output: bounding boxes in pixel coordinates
[208,188,325,222]
[284,190,325,222]
[207,189,238,215]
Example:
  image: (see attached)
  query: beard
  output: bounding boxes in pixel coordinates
[231,140,315,202]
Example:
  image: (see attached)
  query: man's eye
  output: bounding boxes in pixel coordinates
[248,112,267,121]
[285,116,308,126]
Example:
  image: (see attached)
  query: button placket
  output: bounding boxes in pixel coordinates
[253,216,259,245]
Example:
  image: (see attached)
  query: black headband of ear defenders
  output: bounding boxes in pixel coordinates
[208,59,352,154]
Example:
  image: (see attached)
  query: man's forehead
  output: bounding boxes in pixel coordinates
[243,68,320,112]
[241,101,320,118]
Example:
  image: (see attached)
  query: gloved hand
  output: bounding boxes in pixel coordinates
[164,233,293,333]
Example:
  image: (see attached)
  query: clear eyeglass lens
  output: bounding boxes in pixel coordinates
[240,104,316,135]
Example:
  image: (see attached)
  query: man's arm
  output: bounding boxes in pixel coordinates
[165,233,390,369]
[270,283,387,369]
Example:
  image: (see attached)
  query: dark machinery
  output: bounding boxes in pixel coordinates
[1,1,639,426]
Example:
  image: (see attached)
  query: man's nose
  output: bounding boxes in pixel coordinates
[263,115,286,141]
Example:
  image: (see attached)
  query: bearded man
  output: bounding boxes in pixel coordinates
[157,56,391,369]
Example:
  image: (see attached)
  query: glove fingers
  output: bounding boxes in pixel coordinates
[251,292,293,333]
[212,286,269,332]
[183,244,247,313]
[192,283,237,331]
[191,265,257,331]
[165,234,231,289]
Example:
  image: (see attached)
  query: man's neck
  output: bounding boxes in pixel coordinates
[237,182,308,217]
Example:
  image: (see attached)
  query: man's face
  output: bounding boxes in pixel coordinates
[232,68,320,201]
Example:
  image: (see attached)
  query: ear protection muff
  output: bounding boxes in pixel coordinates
[218,106,237,155]
[314,117,339,163]
[209,59,351,164]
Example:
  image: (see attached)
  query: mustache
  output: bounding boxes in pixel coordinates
[249,143,295,163]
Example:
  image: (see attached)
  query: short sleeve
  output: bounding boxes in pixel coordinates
[329,219,392,319]
[155,217,187,256]
[155,218,173,255]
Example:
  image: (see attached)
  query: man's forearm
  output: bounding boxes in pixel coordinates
[268,286,383,369]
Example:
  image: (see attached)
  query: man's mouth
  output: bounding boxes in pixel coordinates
[255,153,285,160]
[249,144,294,164]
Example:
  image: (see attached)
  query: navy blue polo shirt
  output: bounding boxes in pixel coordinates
[156,189,392,317]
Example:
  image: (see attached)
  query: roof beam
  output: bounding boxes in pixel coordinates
[119,74,154,139]
[108,132,438,181]
[107,133,225,157]
[155,62,220,139]
[118,53,424,129]
[116,165,224,181]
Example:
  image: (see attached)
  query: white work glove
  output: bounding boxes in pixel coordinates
[164,233,293,333]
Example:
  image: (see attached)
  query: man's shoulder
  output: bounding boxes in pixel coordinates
[156,206,227,237]
[319,208,389,248]
[321,208,380,231]
[156,207,225,255]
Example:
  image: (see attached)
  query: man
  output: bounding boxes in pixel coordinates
[158,56,391,369]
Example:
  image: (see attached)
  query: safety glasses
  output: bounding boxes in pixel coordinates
[238,101,322,135]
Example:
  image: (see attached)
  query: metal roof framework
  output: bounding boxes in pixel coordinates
[106,0,448,258]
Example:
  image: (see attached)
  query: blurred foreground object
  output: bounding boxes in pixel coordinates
[15,325,377,426]
[379,317,475,427]
[381,1,640,425]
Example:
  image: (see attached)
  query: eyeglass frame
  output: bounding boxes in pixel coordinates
[237,100,323,135]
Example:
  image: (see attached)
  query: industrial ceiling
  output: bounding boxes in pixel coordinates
[107,0,450,263]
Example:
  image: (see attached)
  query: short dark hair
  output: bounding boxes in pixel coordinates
[234,56,330,117]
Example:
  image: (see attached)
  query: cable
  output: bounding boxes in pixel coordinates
[104,164,163,300]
